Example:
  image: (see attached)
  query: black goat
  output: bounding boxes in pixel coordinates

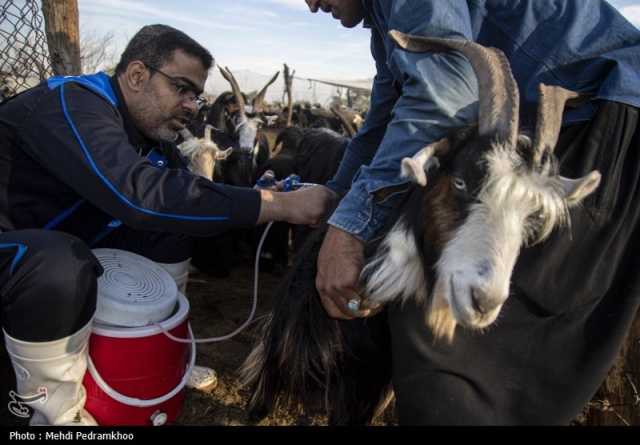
[290,128,348,253]
[243,225,394,425]
[188,68,279,277]
[241,33,602,424]
[252,128,349,275]
[190,68,279,187]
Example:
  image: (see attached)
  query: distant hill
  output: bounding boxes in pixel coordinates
[205,68,372,107]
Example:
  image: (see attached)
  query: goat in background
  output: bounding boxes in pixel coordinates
[189,67,279,187]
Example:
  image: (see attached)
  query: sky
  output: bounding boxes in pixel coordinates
[77,0,640,84]
[78,0,375,81]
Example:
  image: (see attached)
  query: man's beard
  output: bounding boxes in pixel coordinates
[130,92,179,143]
[151,125,179,143]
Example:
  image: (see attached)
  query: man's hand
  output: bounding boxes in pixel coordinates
[316,226,379,319]
[257,186,336,226]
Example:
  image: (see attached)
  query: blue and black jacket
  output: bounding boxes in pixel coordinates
[0,73,261,243]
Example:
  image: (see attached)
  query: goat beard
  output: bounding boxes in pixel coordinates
[427,280,458,343]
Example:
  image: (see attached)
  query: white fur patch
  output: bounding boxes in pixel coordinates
[362,221,427,306]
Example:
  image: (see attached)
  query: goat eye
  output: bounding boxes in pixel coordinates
[453,177,467,191]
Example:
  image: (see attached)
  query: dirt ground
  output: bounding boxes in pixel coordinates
[174,264,320,426]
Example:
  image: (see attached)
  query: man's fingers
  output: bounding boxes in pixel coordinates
[321,286,374,319]
[318,292,354,320]
[344,290,377,318]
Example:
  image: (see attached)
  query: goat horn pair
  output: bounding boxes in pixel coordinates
[389,30,520,149]
[218,66,246,113]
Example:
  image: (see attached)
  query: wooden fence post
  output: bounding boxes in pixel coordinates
[41,0,81,75]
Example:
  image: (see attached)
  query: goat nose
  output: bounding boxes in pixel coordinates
[470,287,500,315]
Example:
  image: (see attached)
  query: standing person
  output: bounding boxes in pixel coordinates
[0,24,334,426]
[308,0,640,424]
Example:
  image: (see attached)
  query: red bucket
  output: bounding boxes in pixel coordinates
[83,292,194,426]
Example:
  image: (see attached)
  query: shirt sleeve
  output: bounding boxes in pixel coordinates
[328,0,481,241]
[19,83,261,237]
[326,26,399,196]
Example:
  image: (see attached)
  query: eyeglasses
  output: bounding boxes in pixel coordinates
[145,64,205,105]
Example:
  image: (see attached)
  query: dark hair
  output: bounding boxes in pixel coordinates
[115,24,213,75]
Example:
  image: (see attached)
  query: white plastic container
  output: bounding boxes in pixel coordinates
[157,258,191,296]
[92,249,178,327]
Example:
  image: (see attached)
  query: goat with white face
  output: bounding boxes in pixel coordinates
[177,125,232,179]
[242,33,602,424]
[363,32,601,342]
[211,67,279,186]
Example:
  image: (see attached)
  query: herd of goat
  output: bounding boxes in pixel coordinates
[181,34,601,425]
[179,65,356,277]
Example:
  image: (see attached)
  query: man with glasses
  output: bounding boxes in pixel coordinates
[0,24,334,425]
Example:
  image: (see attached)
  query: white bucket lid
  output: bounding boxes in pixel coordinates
[92,249,178,327]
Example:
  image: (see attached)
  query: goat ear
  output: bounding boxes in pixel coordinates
[215,147,233,161]
[402,159,426,186]
[558,170,601,206]
[401,138,449,186]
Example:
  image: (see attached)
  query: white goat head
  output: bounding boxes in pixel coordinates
[216,66,279,185]
[178,125,233,179]
[362,32,601,343]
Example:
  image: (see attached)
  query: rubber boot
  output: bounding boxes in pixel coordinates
[157,258,191,296]
[3,321,97,426]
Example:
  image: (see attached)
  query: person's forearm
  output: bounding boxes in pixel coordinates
[330,49,480,242]
[327,37,399,195]
[256,189,286,225]
[257,186,336,226]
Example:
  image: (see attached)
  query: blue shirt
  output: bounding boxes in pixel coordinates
[327,0,640,242]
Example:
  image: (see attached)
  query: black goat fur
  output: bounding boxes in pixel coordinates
[243,225,394,425]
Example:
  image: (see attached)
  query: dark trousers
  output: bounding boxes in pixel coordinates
[389,102,640,424]
[0,229,100,342]
[0,227,193,342]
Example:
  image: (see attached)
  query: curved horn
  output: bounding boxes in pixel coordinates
[218,66,246,113]
[252,71,279,113]
[389,30,519,148]
[204,124,214,143]
[331,106,356,137]
[532,84,582,166]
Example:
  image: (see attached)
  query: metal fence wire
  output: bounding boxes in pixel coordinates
[0,0,53,100]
